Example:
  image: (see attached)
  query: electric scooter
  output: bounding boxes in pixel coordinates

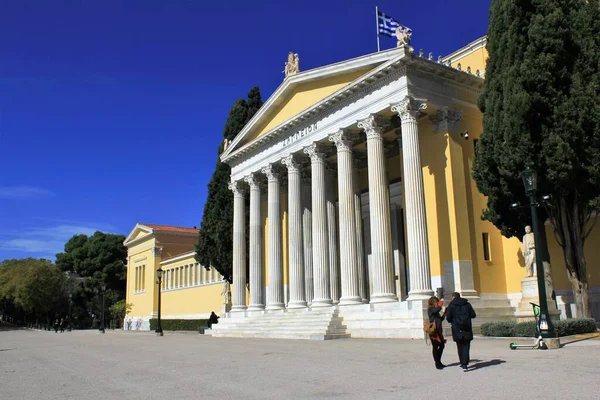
[509,302,548,350]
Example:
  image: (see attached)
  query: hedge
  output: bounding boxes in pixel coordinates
[149,319,209,331]
[481,318,597,337]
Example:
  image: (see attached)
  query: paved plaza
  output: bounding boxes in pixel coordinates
[1,326,598,400]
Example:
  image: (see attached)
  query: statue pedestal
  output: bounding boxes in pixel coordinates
[221,303,231,315]
[515,277,560,322]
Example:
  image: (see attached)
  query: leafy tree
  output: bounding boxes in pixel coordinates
[0,258,66,325]
[195,87,263,282]
[55,231,127,296]
[473,0,600,317]
[108,299,132,322]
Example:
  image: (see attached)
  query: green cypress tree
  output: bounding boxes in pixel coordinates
[195,87,263,282]
[474,0,600,317]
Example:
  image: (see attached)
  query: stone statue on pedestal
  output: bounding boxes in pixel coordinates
[221,280,231,305]
[283,52,300,77]
[521,225,536,277]
[395,27,411,47]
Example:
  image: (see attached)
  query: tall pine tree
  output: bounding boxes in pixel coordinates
[195,87,263,282]
[474,0,600,317]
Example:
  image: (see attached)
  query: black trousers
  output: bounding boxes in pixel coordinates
[456,339,471,366]
[432,340,445,365]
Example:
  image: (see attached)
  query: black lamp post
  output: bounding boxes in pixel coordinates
[156,268,164,336]
[67,293,72,332]
[521,166,556,339]
[99,284,106,334]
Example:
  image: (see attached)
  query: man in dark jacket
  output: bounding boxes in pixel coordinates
[445,292,476,371]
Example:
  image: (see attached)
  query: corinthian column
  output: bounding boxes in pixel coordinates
[228,180,247,311]
[353,163,368,302]
[326,166,340,304]
[282,154,307,308]
[303,143,332,306]
[244,173,264,311]
[302,175,314,306]
[329,131,362,305]
[358,115,398,303]
[392,96,434,300]
[261,164,284,310]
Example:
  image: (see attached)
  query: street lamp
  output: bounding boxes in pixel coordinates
[521,166,556,339]
[156,268,164,336]
[99,283,106,334]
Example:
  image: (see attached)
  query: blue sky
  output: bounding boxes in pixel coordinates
[0,0,491,261]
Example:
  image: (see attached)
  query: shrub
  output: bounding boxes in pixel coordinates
[149,319,208,331]
[555,318,597,337]
[481,321,516,337]
[514,321,537,337]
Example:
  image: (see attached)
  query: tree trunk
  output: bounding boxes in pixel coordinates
[536,214,556,302]
[554,196,591,318]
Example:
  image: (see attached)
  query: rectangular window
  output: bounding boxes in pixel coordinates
[141,265,145,291]
[482,233,491,261]
[135,267,138,292]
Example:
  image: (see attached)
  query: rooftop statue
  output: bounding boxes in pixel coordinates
[283,52,300,78]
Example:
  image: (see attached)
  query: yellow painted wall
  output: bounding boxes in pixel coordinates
[449,47,488,74]
[126,239,157,318]
[245,70,373,145]
[547,219,600,290]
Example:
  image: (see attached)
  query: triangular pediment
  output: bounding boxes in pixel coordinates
[123,223,154,247]
[221,47,403,160]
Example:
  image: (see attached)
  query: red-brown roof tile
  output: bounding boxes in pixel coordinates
[142,224,199,234]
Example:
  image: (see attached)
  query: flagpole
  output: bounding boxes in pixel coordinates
[375,5,380,52]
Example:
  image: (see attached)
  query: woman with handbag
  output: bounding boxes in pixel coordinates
[427,296,447,370]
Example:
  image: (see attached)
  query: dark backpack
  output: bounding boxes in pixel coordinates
[453,304,472,331]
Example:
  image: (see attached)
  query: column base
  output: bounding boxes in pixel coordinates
[265,303,285,311]
[287,301,308,309]
[247,304,265,312]
[543,337,561,350]
[407,290,435,301]
[369,294,398,304]
[460,290,479,299]
[311,299,333,307]
[230,305,247,312]
[338,296,363,306]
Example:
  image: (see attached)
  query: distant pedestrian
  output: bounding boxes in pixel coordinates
[445,292,476,372]
[207,311,220,329]
[53,319,59,333]
[427,296,447,370]
[59,318,65,333]
[127,316,133,331]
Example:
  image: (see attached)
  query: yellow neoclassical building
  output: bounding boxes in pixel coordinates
[124,223,226,330]
[125,36,599,338]
[210,36,599,339]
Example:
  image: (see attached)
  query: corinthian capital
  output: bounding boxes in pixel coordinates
[391,96,428,121]
[328,130,355,152]
[244,173,261,191]
[303,143,326,164]
[261,164,279,182]
[228,180,245,196]
[429,107,463,134]
[357,115,390,140]
[281,154,301,173]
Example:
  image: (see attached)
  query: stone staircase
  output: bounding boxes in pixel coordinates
[208,297,519,340]
[209,307,350,340]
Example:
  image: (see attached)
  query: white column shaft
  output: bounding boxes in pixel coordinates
[393,97,434,299]
[359,116,398,303]
[354,168,368,302]
[302,181,314,306]
[283,155,307,308]
[246,175,264,310]
[230,182,247,311]
[326,172,340,304]
[264,166,284,310]
[305,144,332,306]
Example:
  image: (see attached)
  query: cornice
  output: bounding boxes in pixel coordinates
[160,250,197,265]
[222,54,409,165]
[442,36,487,63]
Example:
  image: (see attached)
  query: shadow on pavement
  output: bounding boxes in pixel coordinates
[469,359,506,370]
[560,333,600,348]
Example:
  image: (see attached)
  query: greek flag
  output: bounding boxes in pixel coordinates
[377,10,412,39]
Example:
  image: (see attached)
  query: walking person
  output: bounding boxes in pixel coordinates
[59,318,65,333]
[427,296,447,370]
[445,292,476,372]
